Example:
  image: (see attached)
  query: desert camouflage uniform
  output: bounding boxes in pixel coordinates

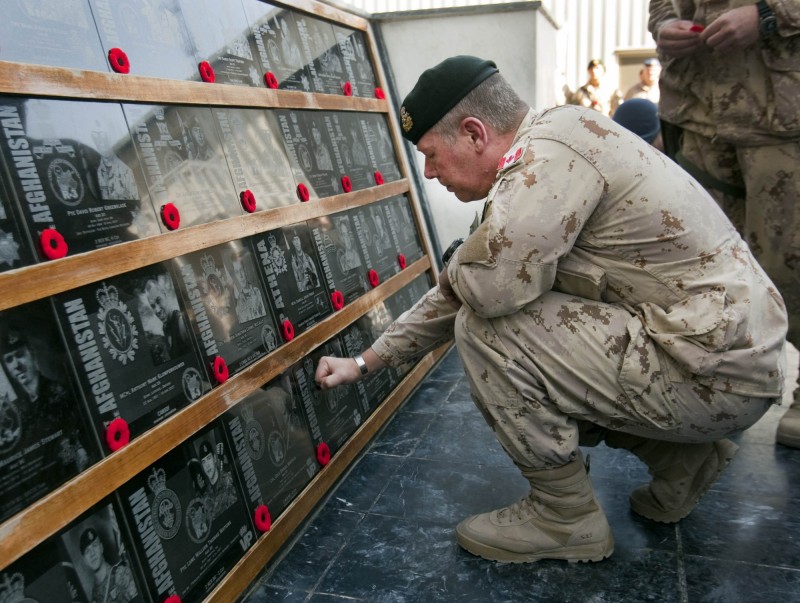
[649,0,800,349]
[372,105,787,469]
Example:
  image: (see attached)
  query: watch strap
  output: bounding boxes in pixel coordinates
[354,353,369,375]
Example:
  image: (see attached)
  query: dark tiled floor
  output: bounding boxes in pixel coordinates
[242,346,800,603]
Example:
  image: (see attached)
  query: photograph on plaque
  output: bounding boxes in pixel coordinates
[332,24,377,98]
[222,370,318,523]
[349,205,401,283]
[307,212,369,305]
[0,0,108,71]
[0,499,147,603]
[241,0,312,92]
[53,262,210,450]
[118,422,256,601]
[357,112,403,183]
[276,109,343,199]
[212,107,296,211]
[251,222,331,337]
[382,195,425,264]
[294,13,346,96]
[173,239,280,379]
[179,0,263,87]
[88,0,198,81]
[0,182,34,273]
[0,97,160,260]
[0,300,98,525]
[123,103,241,230]
[324,112,374,192]
[291,337,368,455]
[341,315,400,414]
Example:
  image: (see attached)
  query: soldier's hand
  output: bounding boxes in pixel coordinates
[657,20,704,58]
[438,265,461,307]
[701,5,759,52]
[315,355,361,389]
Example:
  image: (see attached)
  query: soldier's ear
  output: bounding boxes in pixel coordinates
[460,117,488,150]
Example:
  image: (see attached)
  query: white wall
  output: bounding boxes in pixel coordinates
[375,4,556,253]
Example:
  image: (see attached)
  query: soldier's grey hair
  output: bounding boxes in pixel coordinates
[430,73,529,142]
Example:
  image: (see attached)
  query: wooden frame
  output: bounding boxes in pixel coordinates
[0,2,443,600]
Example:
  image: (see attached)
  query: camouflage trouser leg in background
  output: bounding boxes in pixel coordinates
[681,132,800,350]
[454,292,773,470]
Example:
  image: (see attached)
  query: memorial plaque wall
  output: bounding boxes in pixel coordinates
[0,301,98,524]
[0,97,159,260]
[0,1,441,597]
[53,263,209,450]
[118,423,256,601]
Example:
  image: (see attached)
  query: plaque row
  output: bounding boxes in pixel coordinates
[0,274,431,601]
[0,203,424,525]
[0,0,379,97]
[0,96,402,270]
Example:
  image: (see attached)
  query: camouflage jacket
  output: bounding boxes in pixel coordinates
[649,0,800,144]
[373,106,787,397]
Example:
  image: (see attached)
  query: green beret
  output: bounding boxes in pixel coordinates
[400,56,499,144]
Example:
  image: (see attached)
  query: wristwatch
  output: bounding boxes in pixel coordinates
[756,0,778,38]
[354,353,369,375]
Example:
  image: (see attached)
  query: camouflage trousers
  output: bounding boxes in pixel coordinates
[455,292,774,470]
[681,132,800,350]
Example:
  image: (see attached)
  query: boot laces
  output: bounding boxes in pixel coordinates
[497,495,536,523]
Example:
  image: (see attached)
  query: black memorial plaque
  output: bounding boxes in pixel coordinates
[88,0,198,81]
[119,423,256,601]
[54,263,209,451]
[0,500,147,603]
[0,181,34,272]
[0,0,108,71]
[222,371,318,523]
[124,103,241,230]
[383,195,425,264]
[332,25,377,98]
[179,0,263,87]
[294,13,346,96]
[324,112,374,192]
[383,274,434,377]
[307,212,369,305]
[0,301,98,525]
[291,338,368,455]
[251,223,331,337]
[241,1,313,92]
[173,240,280,379]
[341,315,400,414]
[350,205,401,284]
[357,112,403,183]
[213,107,296,211]
[0,97,160,260]
[277,109,344,200]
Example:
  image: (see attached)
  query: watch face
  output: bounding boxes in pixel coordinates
[762,15,778,35]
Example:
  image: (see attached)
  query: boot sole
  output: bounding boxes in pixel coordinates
[630,439,739,523]
[455,530,614,564]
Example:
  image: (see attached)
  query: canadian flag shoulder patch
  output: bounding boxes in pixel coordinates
[497,143,525,172]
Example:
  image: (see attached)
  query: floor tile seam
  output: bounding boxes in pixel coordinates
[679,552,800,572]
[675,524,690,603]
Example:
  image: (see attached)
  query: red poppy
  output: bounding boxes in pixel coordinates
[105,417,131,452]
[108,48,130,74]
[198,61,216,83]
[39,228,68,260]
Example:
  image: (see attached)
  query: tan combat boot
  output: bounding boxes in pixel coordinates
[455,452,614,563]
[776,389,800,449]
[606,433,738,523]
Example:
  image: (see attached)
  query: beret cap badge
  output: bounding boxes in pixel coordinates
[400,107,413,133]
